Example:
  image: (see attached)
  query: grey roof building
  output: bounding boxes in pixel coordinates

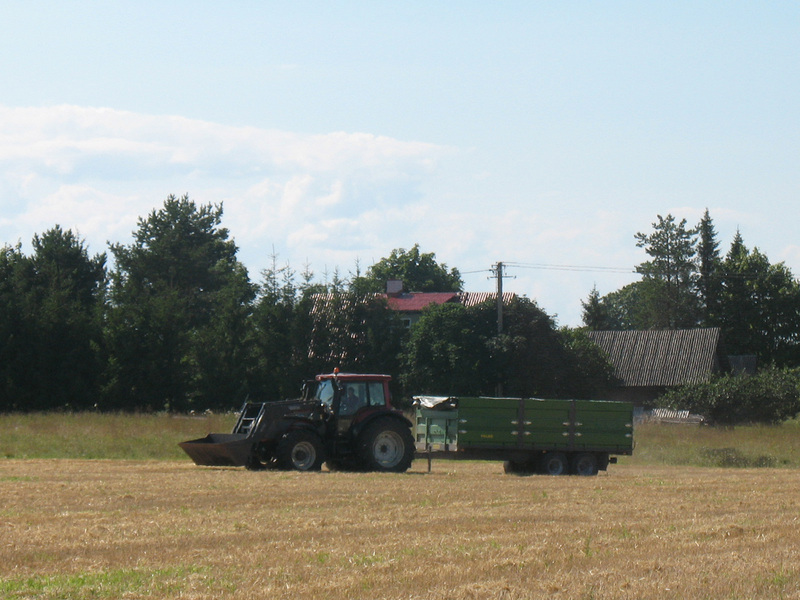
[586,328,728,405]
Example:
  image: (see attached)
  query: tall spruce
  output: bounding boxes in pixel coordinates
[251,253,310,400]
[0,244,29,410]
[581,286,612,330]
[696,209,722,325]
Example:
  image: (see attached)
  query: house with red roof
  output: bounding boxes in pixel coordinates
[311,280,516,329]
[383,280,515,328]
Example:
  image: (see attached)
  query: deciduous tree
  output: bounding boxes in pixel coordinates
[351,244,463,293]
[659,366,800,425]
[717,235,800,365]
[401,297,615,398]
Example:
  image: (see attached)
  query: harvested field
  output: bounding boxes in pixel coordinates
[2,459,800,599]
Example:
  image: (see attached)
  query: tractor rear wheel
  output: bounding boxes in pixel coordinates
[357,418,414,473]
[276,430,324,471]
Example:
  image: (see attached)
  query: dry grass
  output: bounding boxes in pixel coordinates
[2,459,800,599]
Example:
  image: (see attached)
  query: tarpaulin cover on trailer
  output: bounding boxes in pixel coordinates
[413,396,457,410]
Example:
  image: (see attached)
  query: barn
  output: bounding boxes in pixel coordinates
[586,328,731,406]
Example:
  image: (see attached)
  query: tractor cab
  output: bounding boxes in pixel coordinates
[313,372,394,437]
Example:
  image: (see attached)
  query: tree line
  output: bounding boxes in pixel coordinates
[3,198,798,419]
[582,210,800,367]
[0,195,614,413]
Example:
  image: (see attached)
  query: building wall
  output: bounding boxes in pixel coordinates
[604,386,667,407]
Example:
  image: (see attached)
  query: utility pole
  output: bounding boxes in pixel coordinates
[491,262,514,334]
[494,261,505,334]
[490,262,514,396]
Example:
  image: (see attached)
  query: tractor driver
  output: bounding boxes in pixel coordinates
[341,385,363,415]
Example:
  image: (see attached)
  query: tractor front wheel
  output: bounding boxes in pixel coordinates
[276,430,325,471]
[357,418,415,473]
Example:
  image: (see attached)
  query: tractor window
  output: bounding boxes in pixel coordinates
[315,380,335,410]
[340,383,367,415]
[368,382,385,407]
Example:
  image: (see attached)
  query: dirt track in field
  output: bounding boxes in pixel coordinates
[2,459,799,599]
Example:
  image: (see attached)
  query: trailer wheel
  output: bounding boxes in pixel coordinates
[540,452,569,476]
[276,430,324,471]
[358,418,415,473]
[572,452,599,476]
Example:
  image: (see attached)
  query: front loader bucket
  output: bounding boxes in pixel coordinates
[179,433,254,467]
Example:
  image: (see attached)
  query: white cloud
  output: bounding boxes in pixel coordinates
[1,183,140,251]
[0,103,452,275]
[0,105,446,178]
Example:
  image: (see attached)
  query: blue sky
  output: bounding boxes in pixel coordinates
[1,2,798,325]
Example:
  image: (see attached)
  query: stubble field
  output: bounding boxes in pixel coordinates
[2,458,800,600]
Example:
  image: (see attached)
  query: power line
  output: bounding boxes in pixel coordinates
[505,261,636,274]
[460,268,494,275]
[469,261,791,283]
[462,262,637,276]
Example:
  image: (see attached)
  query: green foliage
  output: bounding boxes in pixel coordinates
[400,298,615,399]
[250,252,406,400]
[4,213,581,412]
[581,286,610,330]
[634,213,700,328]
[104,195,256,411]
[490,297,572,397]
[697,208,723,323]
[0,244,32,410]
[305,290,404,378]
[250,257,306,400]
[559,328,618,399]
[716,236,800,365]
[400,302,493,395]
[351,244,463,293]
[0,228,106,411]
[584,281,649,330]
[7,199,798,416]
[658,366,800,425]
[585,211,706,332]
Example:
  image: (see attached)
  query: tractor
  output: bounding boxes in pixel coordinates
[180,371,415,473]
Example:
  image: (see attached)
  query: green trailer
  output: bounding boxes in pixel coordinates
[414,396,633,475]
